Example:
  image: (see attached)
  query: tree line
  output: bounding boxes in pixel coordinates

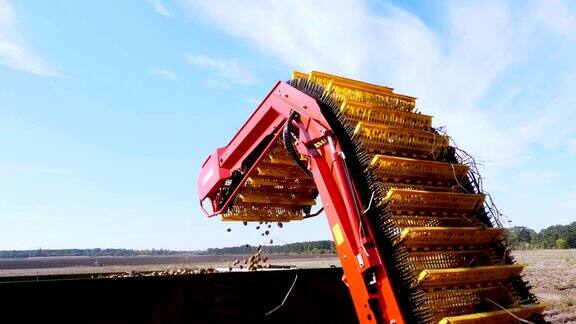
[0,241,336,258]
[0,248,179,259]
[3,222,573,259]
[201,240,336,255]
[507,222,576,249]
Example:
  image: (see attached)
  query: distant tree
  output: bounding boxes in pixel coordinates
[195,240,336,255]
[556,238,569,249]
[507,226,536,249]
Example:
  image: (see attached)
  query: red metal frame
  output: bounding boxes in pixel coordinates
[198,81,406,324]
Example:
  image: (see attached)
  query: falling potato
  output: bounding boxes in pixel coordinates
[277,222,283,228]
[269,239,273,244]
[243,221,248,225]
[227,228,231,232]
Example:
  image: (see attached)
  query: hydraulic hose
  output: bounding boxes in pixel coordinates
[283,111,312,178]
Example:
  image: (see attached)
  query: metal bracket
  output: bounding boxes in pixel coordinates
[356,253,365,268]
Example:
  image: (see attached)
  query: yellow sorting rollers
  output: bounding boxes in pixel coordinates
[290,70,544,323]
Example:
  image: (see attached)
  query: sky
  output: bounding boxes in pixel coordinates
[0,0,575,250]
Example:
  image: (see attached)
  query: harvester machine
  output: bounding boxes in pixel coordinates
[198,71,545,324]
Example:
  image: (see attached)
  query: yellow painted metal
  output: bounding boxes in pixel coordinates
[371,155,469,182]
[238,187,316,205]
[425,285,514,322]
[223,138,317,222]
[332,223,345,246]
[293,70,417,112]
[395,227,504,247]
[292,70,309,80]
[379,182,445,193]
[407,250,495,272]
[222,202,304,222]
[339,100,432,130]
[384,189,485,212]
[256,163,307,178]
[353,122,449,158]
[294,71,543,322]
[326,80,416,111]
[391,215,481,228]
[266,144,306,165]
[416,264,524,289]
[246,175,316,189]
[308,70,394,93]
[438,304,546,324]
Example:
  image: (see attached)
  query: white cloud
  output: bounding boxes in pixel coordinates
[150,0,172,17]
[183,0,576,170]
[149,68,178,81]
[184,54,256,85]
[0,0,58,76]
[531,0,576,38]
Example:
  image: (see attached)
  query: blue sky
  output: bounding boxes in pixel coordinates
[1,0,575,250]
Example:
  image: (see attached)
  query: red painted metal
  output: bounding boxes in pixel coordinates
[197,81,406,324]
[199,123,287,217]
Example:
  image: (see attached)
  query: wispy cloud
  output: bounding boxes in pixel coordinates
[183,0,576,170]
[182,0,576,230]
[531,0,576,38]
[0,0,58,76]
[184,54,256,86]
[150,0,172,17]
[149,68,178,81]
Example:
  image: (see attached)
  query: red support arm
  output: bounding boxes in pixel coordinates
[198,81,406,324]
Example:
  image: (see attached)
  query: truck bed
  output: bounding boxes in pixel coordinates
[0,267,357,323]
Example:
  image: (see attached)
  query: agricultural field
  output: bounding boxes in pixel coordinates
[0,254,339,277]
[1,249,574,323]
[512,249,576,323]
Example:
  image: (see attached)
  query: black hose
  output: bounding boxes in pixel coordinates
[283,111,312,178]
